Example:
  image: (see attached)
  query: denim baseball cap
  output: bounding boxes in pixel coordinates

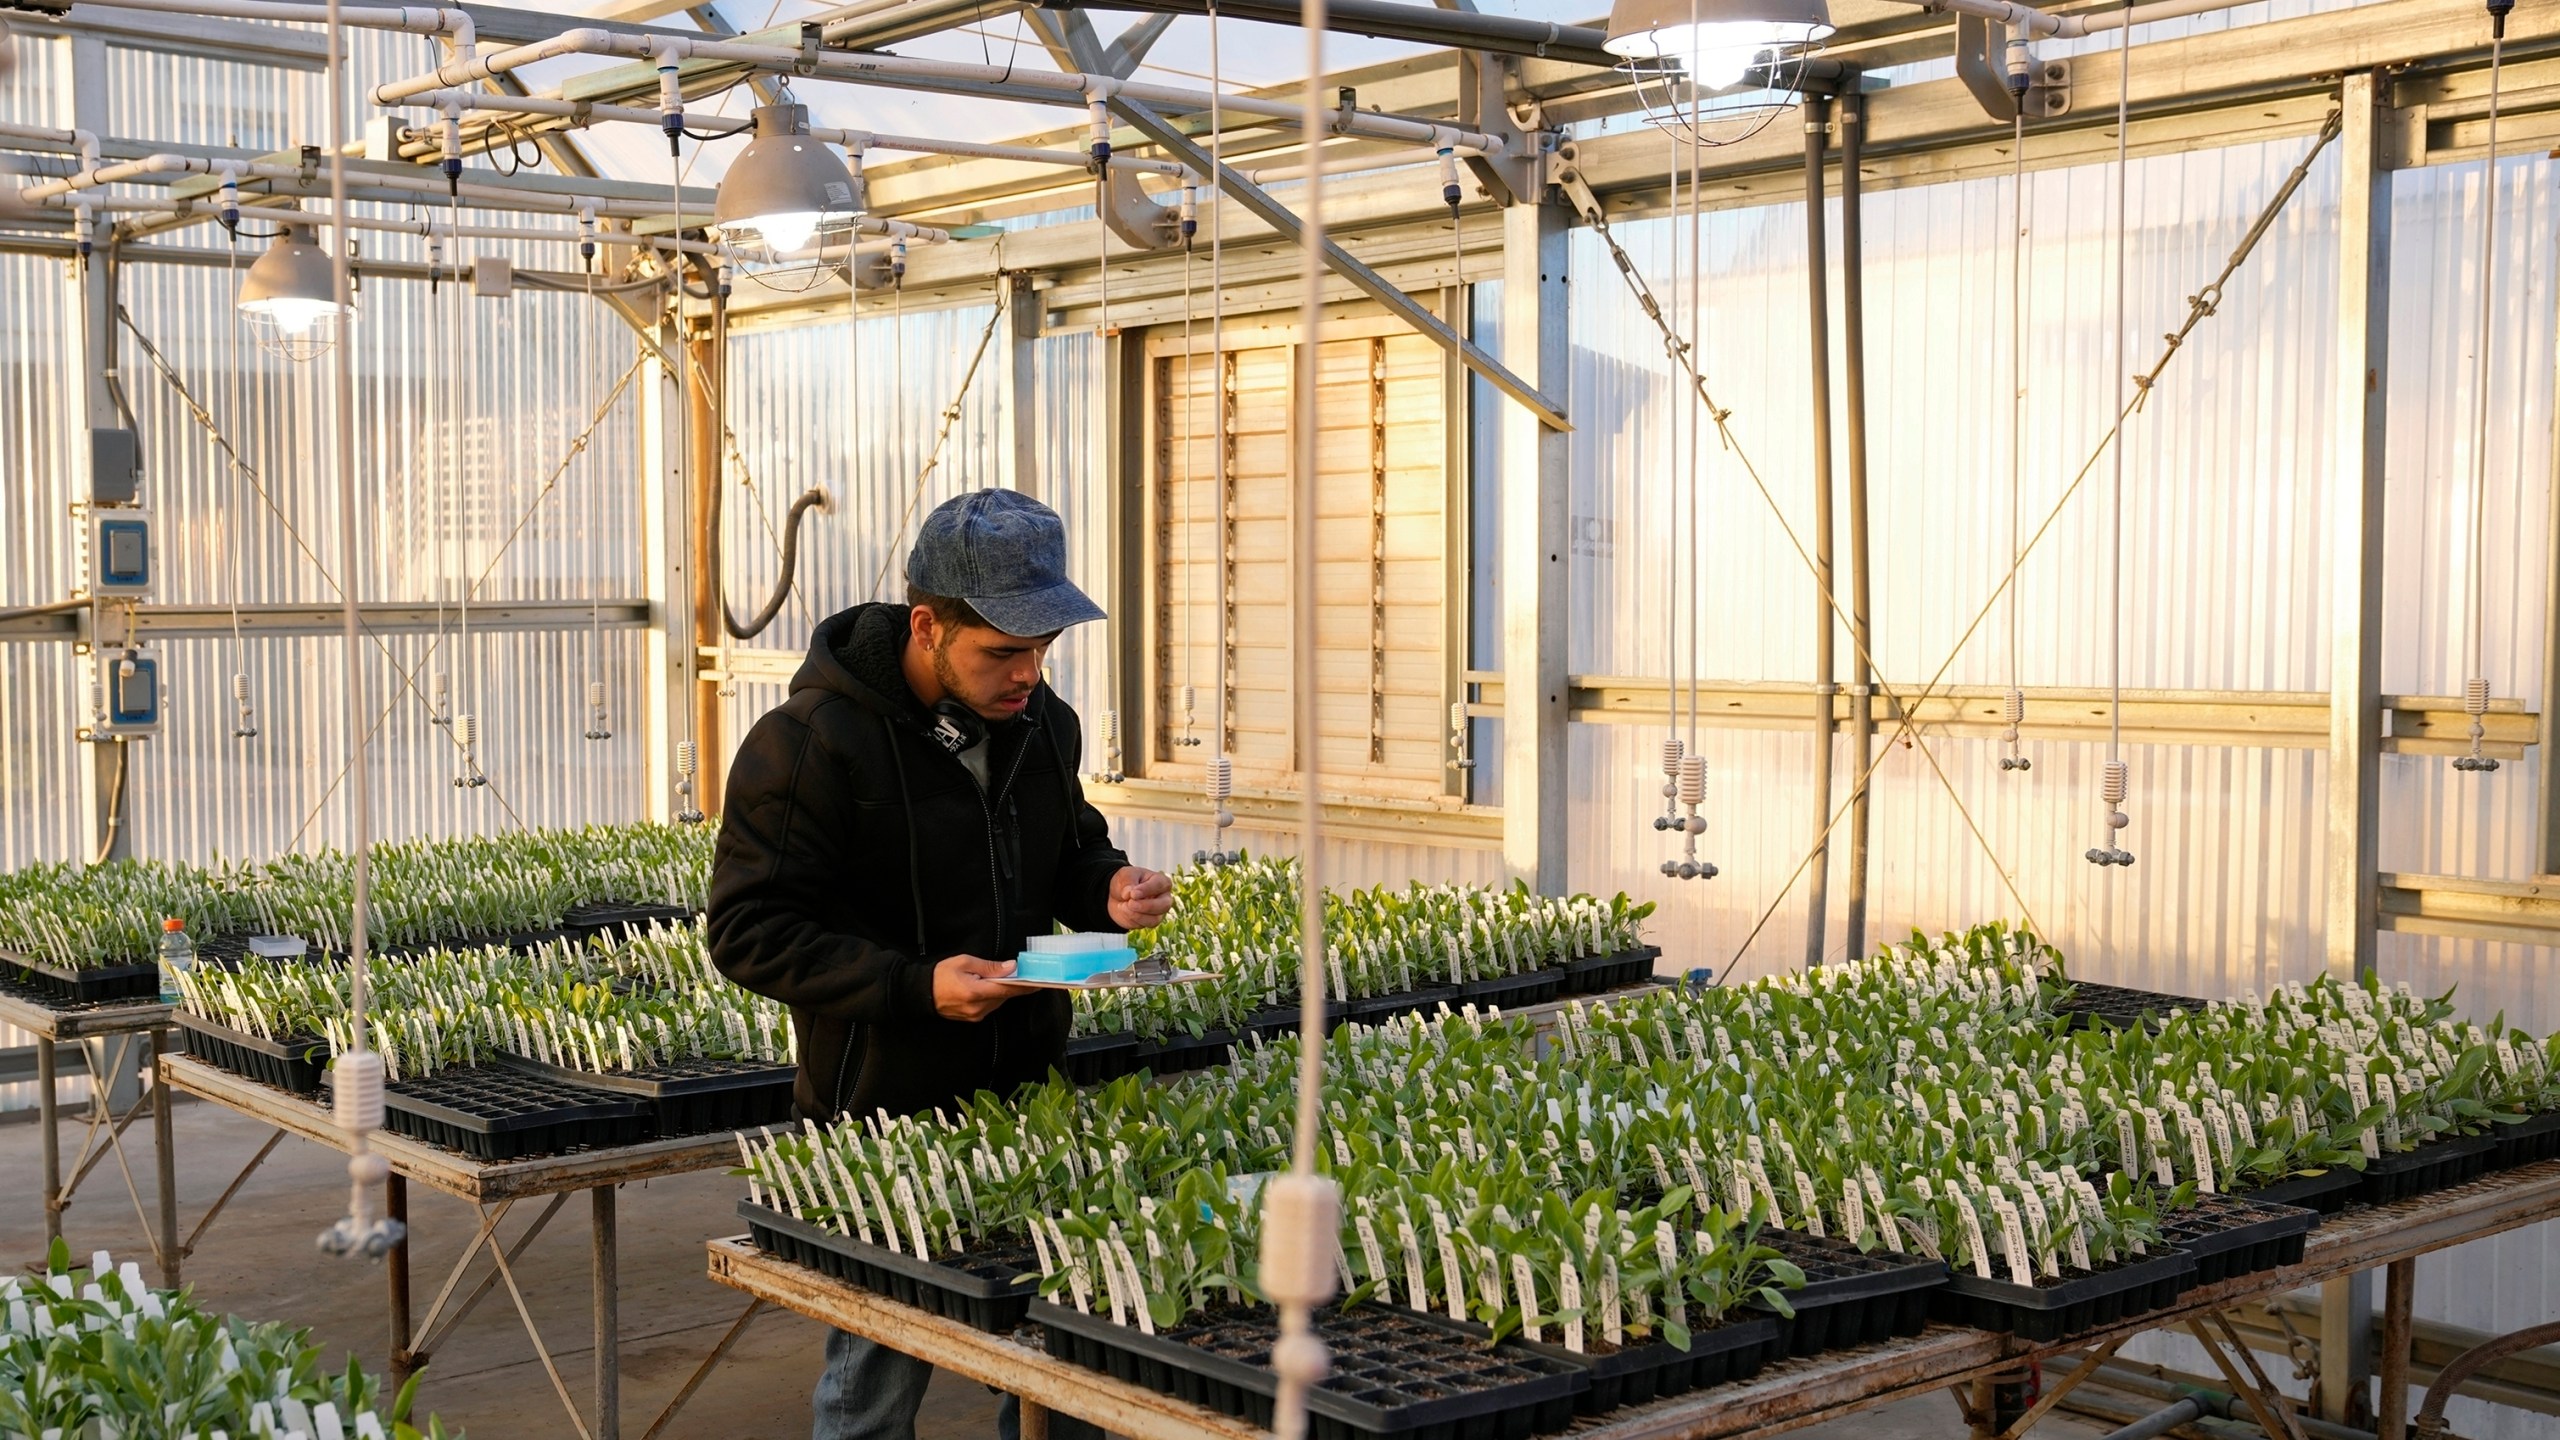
[904,489,1105,637]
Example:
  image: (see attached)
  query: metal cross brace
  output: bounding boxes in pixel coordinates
[47,1032,178,1283]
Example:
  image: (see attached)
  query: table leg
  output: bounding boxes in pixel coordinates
[388,1174,414,1388]
[2377,1258,2415,1439]
[593,1185,619,1440]
[36,1038,60,1249]
[150,1025,179,1288]
[2319,1271,2373,1425]
[1019,1398,1050,1440]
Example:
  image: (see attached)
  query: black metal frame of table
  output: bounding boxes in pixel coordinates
[0,988,182,1288]
[704,1161,2560,1440]
[161,1052,758,1440]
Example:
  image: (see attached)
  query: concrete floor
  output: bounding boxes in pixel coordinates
[0,1095,2115,1440]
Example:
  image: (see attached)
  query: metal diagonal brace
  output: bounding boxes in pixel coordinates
[1105,94,1570,433]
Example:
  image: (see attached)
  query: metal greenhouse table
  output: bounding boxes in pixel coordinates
[161,1052,748,1440]
[0,983,182,1288]
[705,1159,2560,1440]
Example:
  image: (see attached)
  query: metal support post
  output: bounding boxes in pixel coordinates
[37,1038,61,1247]
[2325,68,2393,984]
[388,1173,414,1385]
[2377,1258,2415,1438]
[1839,89,1876,963]
[687,331,723,819]
[68,34,131,866]
[149,1025,177,1287]
[594,1184,621,1440]
[1008,272,1041,499]
[2320,73,2392,1426]
[1499,199,1570,891]
[1801,93,1839,969]
[1020,1399,1052,1440]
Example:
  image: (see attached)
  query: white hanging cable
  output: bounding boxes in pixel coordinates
[426,213,452,736]
[1999,106,2029,773]
[1656,127,1685,861]
[1441,149,1474,785]
[1673,41,1715,884]
[316,0,400,1264]
[448,194,487,794]
[2087,0,2134,868]
[1264,0,1342,1432]
[2456,0,2511,774]
[1177,188,1202,756]
[222,227,257,740]
[1092,157,1125,786]
[583,215,613,742]
[667,66,707,825]
[1202,0,1239,866]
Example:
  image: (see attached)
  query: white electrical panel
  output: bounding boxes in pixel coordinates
[85,646,162,739]
[89,508,151,598]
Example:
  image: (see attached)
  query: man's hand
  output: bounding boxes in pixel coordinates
[1107,866,1175,931]
[933,954,1019,1021]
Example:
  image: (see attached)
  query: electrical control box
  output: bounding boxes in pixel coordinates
[85,646,162,738]
[89,508,151,597]
[90,427,139,505]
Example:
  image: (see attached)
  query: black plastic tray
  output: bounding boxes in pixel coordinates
[740,1200,1040,1334]
[1455,969,1562,1011]
[2052,981,2207,1032]
[0,948,162,1005]
[1563,946,1660,996]
[2490,1111,2560,1172]
[174,1013,328,1094]
[355,1065,650,1161]
[1931,1249,2198,1343]
[2354,1135,2496,1205]
[561,902,697,944]
[2154,1193,2317,1286]
[2237,1167,2362,1215]
[1757,1230,1951,1357]
[1343,987,1459,1029]
[1244,1005,1302,1040]
[1061,1033,1143,1086]
[492,1052,796,1138]
[1135,1028,1237,1077]
[1508,1311,1783,1415]
[1038,1299,1586,1440]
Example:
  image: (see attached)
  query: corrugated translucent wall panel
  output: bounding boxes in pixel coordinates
[1569,135,2343,690]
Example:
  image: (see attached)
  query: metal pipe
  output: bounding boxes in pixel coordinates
[362,26,1507,154]
[2378,1258,2415,1439]
[1244,143,1479,185]
[1839,85,1874,964]
[1801,93,1837,970]
[1035,0,1632,70]
[2102,1399,2208,1440]
[14,150,670,220]
[1913,0,2264,40]
[2079,1362,2377,1440]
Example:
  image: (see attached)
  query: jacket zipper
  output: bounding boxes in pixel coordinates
[978,733,1033,1075]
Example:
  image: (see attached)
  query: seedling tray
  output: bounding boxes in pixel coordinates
[1343,987,1459,1029]
[2237,1168,2362,1215]
[2490,1111,2560,1172]
[1037,1299,1586,1440]
[2353,1135,2495,1205]
[492,1052,796,1138]
[1244,1005,1302,1040]
[739,1200,1040,1334]
[0,948,161,1005]
[173,1013,328,1094]
[1758,1230,1950,1357]
[351,1064,649,1161]
[1931,1248,2197,1343]
[1455,969,1562,1011]
[1062,1033,1143,1086]
[561,901,696,943]
[2154,1192,2317,1286]
[1134,1028,1237,1077]
[1508,1312,1784,1414]
[2052,981,2207,1032]
[1563,945,1661,996]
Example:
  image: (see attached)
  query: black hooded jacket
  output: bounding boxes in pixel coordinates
[707,601,1129,1120]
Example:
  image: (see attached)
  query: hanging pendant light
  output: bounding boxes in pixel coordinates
[1602,0,1833,91]
[712,103,863,292]
[235,220,351,361]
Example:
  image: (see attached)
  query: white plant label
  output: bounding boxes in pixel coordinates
[1396,1217,1429,1313]
[1557,1260,1584,1352]
[2183,1116,2218,1195]
[1434,1221,1468,1322]
[1862,1168,1904,1253]
[863,1174,901,1255]
[1951,1191,1994,1280]
[2375,1071,2403,1150]
[2289,1094,2313,1143]
[1354,1215,1389,1300]
[2115,1111,2141,1172]
[1791,1171,1826,1239]
[892,1175,932,1259]
[1990,1195,2034,1288]
[1654,1222,1686,1329]
[2345,1067,2380,1158]
[1600,1256,1624,1346]
[2141,1109,2177,1186]
[1841,1176,1867,1247]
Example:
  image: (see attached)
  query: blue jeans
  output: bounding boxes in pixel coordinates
[812,1330,1104,1440]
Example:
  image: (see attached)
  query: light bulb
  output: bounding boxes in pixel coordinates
[753,210,822,254]
[1663,21,1790,88]
[249,296,339,338]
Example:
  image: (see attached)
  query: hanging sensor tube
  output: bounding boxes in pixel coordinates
[1998,688,2029,770]
[1444,699,1474,773]
[231,672,258,739]
[1095,709,1127,784]
[1178,684,1202,748]
[2456,0,2510,776]
[450,711,487,788]
[584,680,613,741]
[1653,736,1685,841]
[1671,753,1717,881]
[1192,753,1239,867]
[427,670,450,726]
[2085,757,2134,866]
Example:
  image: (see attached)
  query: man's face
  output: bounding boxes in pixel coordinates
[915,609,1057,721]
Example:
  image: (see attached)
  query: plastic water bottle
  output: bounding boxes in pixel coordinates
[157,917,194,1007]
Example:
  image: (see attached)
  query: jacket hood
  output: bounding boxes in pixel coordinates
[794,602,924,722]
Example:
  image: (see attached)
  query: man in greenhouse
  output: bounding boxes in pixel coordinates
[710,487,1173,1440]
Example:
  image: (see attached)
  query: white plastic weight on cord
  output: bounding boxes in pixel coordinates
[1257,1173,1342,1308]
[1678,754,1706,807]
[2101,759,2128,807]
[331,1050,385,1135]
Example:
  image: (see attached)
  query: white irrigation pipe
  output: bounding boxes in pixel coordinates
[1913,0,2259,39]
[1242,142,1479,185]
[13,152,676,222]
[362,27,1504,154]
